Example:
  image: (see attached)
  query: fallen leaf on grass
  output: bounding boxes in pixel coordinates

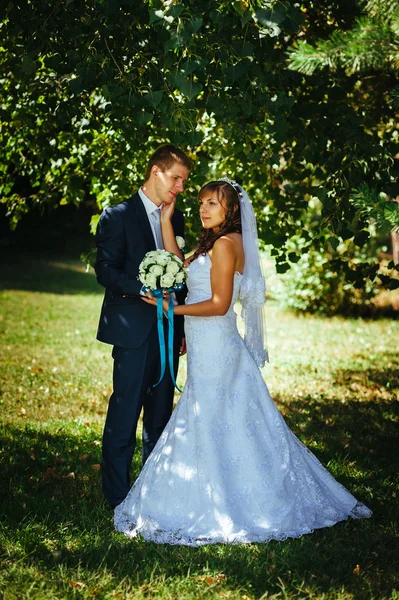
[353,564,361,575]
[199,574,227,586]
[91,464,101,471]
[80,453,89,461]
[69,581,85,589]
[93,440,101,446]
[63,472,75,479]
[45,467,57,479]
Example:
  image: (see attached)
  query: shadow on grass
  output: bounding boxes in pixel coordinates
[276,376,399,477]
[1,389,398,599]
[335,361,399,391]
[0,254,101,295]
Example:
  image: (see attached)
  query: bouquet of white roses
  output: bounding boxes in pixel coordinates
[138,249,187,292]
[138,250,187,393]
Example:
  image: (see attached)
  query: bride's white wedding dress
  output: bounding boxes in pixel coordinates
[114,254,371,545]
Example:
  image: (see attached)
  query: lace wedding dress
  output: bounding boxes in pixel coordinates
[114,254,371,545]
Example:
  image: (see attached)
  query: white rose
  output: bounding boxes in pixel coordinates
[176,236,185,250]
[175,271,185,284]
[160,273,175,288]
[156,252,170,266]
[144,274,157,289]
[150,264,163,276]
[166,261,180,275]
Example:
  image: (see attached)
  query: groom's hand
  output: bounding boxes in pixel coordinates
[141,295,169,312]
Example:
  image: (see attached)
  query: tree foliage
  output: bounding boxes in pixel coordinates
[1,0,398,288]
[288,0,399,75]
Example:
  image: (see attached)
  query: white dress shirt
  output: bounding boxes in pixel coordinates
[138,187,163,249]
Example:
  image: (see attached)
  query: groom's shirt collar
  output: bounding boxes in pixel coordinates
[138,187,162,216]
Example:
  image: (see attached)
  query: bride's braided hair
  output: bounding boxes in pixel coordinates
[190,181,242,263]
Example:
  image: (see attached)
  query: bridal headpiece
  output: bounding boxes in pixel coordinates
[218,177,269,366]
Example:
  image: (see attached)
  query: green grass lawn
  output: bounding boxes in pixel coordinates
[0,254,398,599]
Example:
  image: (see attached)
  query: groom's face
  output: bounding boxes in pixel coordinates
[153,162,190,205]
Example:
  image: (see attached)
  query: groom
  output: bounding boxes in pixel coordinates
[95,144,191,508]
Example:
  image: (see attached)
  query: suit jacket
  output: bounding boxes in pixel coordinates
[95,193,186,348]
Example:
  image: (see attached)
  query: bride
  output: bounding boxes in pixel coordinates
[114,178,371,545]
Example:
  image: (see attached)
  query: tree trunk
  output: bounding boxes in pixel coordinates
[391,229,399,265]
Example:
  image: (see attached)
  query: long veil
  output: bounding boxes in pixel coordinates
[218,178,268,366]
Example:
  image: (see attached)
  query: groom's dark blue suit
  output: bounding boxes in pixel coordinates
[95,192,185,507]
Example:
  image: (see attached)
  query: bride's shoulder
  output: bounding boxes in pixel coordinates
[212,235,243,260]
[213,236,234,250]
[215,232,242,243]
[214,233,242,251]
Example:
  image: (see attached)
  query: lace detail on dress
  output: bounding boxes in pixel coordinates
[115,501,371,546]
[114,254,372,546]
[239,274,265,307]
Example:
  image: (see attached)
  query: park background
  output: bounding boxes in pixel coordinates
[1,1,399,599]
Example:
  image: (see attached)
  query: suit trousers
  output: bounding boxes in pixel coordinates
[102,319,179,506]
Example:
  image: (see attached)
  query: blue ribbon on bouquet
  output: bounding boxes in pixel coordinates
[143,284,184,393]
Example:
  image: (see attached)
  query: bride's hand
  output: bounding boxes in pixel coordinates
[160,197,176,222]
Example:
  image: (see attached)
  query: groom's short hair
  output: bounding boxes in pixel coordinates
[145,144,192,180]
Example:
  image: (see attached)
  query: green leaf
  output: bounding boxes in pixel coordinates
[149,9,164,24]
[165,29,189,50]
[238,41,254,58]
[288,252,300,263]
[186,16,202,34]
[144,91,163,108]
[338,226,354,241]
[135,111,153,125]
[179,57,208,75]
[174,130,204,148]
[224,62,247,83]
[69,77,83,94]
[178,79,203,101]
[256,6,286,26]
[354,230,370,247]
[276,261,291,274]
[327,236,339,250]
[169,5,184,19]
[241,10,253,27]
[22,55,36,74]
